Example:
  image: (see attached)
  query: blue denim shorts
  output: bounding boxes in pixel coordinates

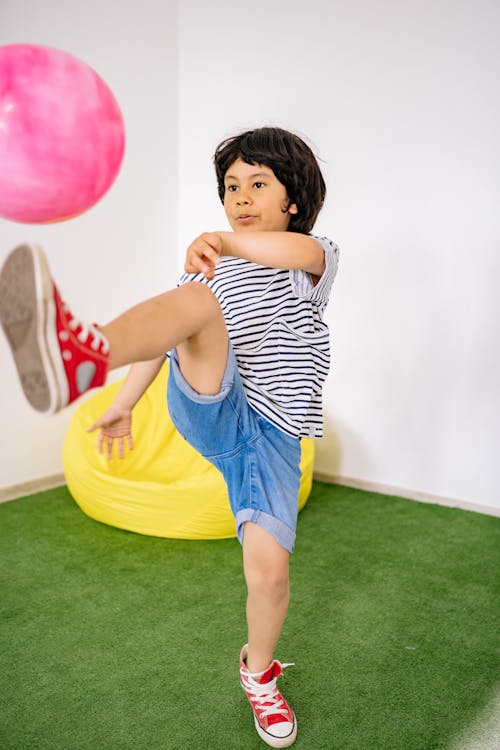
[166,345,302,553]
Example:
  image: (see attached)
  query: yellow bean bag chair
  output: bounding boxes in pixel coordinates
[63,363,314,539]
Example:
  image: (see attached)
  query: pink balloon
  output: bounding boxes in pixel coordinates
[0,44,125,223]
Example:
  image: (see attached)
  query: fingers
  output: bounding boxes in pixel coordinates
[117,435,133,459]
[95,430,133,460]
[186,252,219,278]
[185,234,222,279]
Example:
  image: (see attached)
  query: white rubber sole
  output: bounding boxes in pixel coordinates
[0,244,68,414]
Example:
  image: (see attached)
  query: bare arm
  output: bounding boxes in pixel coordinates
[220,231,325,275]
[112,356,166,410]
[87,356,165,458]
[185,231,325,280]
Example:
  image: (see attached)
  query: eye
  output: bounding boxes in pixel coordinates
[225,184,238,193]
[253,181,265,189]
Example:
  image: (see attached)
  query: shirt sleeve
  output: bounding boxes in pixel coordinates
[289,235,339,305]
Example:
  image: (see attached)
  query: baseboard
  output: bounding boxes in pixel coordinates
[0,473,66,504]
[1,470,498,519]
[313,471,500,518]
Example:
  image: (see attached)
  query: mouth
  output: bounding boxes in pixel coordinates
[236,214,257,225]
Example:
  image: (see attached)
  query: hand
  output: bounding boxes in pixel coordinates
[86,405,133,459]
[185,232,223,280]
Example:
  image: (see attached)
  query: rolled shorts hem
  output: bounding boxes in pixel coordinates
[169,346,235,405]
[236,509,296,554]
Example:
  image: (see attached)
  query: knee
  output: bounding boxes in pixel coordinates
[183,280,217,304]
[246,565,290,601]
[179,281,222,324]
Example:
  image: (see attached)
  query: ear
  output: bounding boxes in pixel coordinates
[287,202,298,215]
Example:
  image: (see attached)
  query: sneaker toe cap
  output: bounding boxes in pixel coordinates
[265,718,296,739]
[255,714,298,747]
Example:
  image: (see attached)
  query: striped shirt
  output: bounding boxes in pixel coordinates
[178,235,339,438]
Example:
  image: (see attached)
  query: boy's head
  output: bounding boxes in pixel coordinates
[214,127,325,234]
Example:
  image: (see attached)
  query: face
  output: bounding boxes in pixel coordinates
[223,158,298,232]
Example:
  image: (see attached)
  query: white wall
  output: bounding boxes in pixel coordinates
[178,0,500,511]
[2,1,499,513]
[0,0,178,487]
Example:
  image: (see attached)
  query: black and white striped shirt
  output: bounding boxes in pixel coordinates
[178,235,339,438]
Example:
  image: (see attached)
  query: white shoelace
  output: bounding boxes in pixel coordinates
[64,303,110,353]
[240,662,295,720]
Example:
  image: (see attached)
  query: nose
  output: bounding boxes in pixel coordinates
[236,189,251,205]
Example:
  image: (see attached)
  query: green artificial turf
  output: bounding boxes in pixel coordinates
[1,482,499,749]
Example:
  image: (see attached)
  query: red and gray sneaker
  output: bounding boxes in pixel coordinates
[0,244,109,414]
[239,644,297,748]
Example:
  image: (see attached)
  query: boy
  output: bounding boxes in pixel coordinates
[0,127,339,747]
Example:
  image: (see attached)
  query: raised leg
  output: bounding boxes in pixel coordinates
[102,280,229,394]
[0,243,229,412]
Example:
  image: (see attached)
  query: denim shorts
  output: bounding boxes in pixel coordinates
[166,345,302,553]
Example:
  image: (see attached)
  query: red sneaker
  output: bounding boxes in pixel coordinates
[0,244,109,414]
[239,645,297,748]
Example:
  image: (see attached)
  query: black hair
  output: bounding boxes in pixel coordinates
[214,126,325,234]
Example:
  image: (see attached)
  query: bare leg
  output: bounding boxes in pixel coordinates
[243,522,291,673]
[102,281,228,394]
[0,246,229,413]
